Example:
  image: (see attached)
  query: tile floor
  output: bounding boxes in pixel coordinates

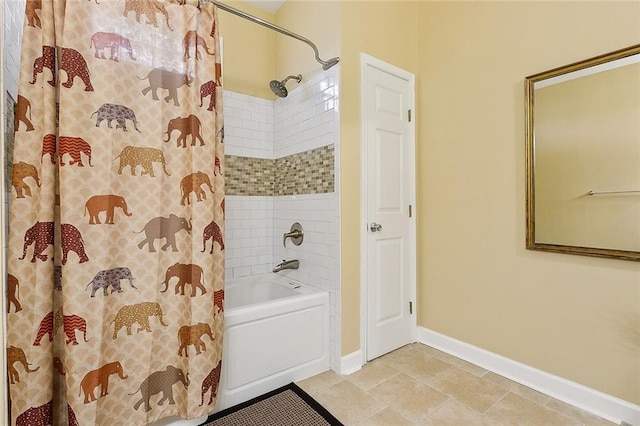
[297,343,617,426]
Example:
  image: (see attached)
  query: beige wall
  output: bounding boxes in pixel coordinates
[338,1,418,355]
[218,0,276,98]
[417,1,640,404]
[218,0,341,100]
[275,1,340,85]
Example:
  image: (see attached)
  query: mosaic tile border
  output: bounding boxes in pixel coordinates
[225,156,274,196]
[225,145,334,196]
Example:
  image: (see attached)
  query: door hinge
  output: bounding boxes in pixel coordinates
[409,301,413,315]
[408,109,412,122]
[409,204,412,218]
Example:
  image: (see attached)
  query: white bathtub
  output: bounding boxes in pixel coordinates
[214,273,330,412]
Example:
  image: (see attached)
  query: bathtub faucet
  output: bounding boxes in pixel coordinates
[273,259,299,273]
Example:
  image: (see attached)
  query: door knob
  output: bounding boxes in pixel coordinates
[370,222,383,232]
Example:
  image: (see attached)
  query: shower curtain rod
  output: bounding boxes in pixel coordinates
[199,0,340,70]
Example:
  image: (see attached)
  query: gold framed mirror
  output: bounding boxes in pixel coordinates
[525,44,640,261]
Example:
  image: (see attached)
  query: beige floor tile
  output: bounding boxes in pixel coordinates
[301,346,615,426]
[484,393,581,425]
[296,369,344,394]
[378,345,451,382]
[375,344,415,361]
[368,373,449,423]
[424,367,509,413]
[358,407,413,426]
[545,398,618,426]
[414,344,487,376]
[420,398,493,426]
[347,359,401,391]
[412,343,448,357]
[312,380,386,425]
[482,371,551,406]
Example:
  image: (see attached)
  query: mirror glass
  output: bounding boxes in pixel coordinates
[526,44,640,261]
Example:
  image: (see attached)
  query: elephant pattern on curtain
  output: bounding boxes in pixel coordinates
[7,0,225,424]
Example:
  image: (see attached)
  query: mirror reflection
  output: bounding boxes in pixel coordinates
[525,44,640,260]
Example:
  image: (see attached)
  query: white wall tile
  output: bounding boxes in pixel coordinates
[3,0,27,257]
[3,0,26,100]
[272,193,337,293]
[223,90,274,159]
[225,195,274,279]
[272,69,339,159]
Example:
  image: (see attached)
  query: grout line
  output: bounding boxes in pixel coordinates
[422,396,454,423]
[481,390,511,415]
[543,398,596,426]
[346,370,403,393]
[298,373,346,396]
[353,404,388,425]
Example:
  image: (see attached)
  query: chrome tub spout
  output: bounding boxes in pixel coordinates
[272,259,299,273]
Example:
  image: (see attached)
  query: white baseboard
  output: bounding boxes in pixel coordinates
[340,350,363,375]
[419,327,640,426]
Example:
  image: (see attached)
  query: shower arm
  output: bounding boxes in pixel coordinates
[281,74,302,84]
[199,0,340,70]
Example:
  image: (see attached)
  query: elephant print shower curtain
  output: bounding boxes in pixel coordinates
[7,0,225,424]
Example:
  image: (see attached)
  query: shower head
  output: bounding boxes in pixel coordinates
[269,80,288,98]
[269,74,302,98]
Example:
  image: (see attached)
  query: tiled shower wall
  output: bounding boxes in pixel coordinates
[224,68,339,283]
[3,0,25,100]
[3,0,26,254]
[224,93,275,276]
[223,67,340,369]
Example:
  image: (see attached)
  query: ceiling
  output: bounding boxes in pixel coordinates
[243,0,286,14]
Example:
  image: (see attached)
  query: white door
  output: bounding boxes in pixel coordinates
[362,54,416,361]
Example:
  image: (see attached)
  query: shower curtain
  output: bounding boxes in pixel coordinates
[7,0,224,424]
